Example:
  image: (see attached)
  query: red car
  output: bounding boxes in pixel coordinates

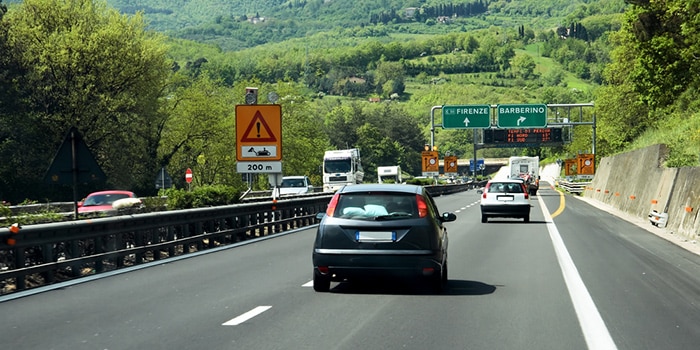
[78,190,140,214]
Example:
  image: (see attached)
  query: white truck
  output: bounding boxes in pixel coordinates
[377,165,402,183]
[509,156,540,196]
[322,148,364,192]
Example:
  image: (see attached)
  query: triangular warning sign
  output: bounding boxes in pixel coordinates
[241,111,277,142]
[43,127,106,185]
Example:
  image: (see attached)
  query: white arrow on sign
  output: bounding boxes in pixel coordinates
[517,116,526,126]
[463,117,470,126]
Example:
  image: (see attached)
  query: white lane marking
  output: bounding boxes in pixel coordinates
[538,195,618,350]
[222,306,272,326]
[302,280,313,287]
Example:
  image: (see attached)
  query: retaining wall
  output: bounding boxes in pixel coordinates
[585,144,699,242]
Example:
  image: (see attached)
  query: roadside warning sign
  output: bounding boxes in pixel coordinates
[236,104,282,161]
[240,111,277,142]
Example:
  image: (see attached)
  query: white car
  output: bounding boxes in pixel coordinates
[479,179,531,223]
[278,176,314,196]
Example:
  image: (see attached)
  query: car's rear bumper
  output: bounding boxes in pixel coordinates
[480,204,530,217]
[313,250,444,281]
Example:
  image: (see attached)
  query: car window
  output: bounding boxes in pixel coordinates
[488,183,506,193]
[334,192,416,219]
[506,183,523,193]
[84,193,131,206]
[281,177,310,188]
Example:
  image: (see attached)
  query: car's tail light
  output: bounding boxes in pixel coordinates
[416,194,429,218]
[318,266,330,274]
[326,193,340,216]
[524,193,529,199]
[482,192,487,199]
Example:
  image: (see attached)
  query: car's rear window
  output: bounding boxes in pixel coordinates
[281,178,306,187]
[333,192,417,220]
[487,182,524,193]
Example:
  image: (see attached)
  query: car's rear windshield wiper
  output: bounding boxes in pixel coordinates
[374,213,412,220]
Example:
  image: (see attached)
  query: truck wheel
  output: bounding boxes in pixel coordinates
[481,215,488,223]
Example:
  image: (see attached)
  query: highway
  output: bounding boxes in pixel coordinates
[1,182,699,350]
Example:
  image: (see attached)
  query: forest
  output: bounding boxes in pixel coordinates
[1,0,699,205]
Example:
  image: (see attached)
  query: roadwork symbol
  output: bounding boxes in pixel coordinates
[241,111,277,142]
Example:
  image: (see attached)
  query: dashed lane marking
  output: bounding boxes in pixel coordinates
[222,306,272,326]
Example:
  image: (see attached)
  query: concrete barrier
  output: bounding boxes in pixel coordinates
[585,144,699,242]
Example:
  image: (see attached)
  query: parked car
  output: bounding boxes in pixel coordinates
[479,179,531,223]
[312,183,457,293]
[78,190,140,214]
[278,176,314,196]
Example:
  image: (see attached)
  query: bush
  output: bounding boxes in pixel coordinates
[405,178,435,186]
[163,185,242,210]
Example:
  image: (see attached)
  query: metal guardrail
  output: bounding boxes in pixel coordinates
[0,184,468,296]
[0,196,331,295]
[556,179,591,194]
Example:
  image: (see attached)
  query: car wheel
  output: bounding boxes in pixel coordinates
[431,273,444,293]
[524,215,530,223]
[313,269,330,292]
[481,215,487,223]
[442,261,448,284]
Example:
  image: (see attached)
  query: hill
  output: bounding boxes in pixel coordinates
[41,0,625,51]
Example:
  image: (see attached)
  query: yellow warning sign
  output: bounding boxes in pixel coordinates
[236,104,282,161]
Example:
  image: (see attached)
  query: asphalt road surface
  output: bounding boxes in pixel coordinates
[1,182,699,350]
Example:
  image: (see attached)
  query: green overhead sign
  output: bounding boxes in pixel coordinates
[442,105,491,129]
[497,104,547,128]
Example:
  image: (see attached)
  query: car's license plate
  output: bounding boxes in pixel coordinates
[497,195,514,201]
[356,231,396,242]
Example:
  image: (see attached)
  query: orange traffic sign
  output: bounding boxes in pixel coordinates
[236,104,282,161]
[422,151,439,173]
[444,156,458,174]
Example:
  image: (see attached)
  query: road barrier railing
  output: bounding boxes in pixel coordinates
[0,195,331,295]
[556,179,591,194]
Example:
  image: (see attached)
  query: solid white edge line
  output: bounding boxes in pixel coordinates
[302,280,313,287]
[222,306,272,326]
[538,195,618,350]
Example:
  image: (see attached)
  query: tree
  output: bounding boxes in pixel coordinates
[159,74,239,188]
[511,54,536,79]
[0,0,171,201]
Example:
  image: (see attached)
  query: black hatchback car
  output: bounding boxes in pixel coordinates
[312,184,457,292]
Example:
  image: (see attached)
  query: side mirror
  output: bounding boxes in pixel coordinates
[441,212,457,222]
[477,189,483,194]
[315,212,326,220]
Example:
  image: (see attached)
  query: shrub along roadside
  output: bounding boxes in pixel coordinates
[163,185,242,210]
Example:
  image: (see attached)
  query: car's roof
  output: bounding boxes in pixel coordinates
[337,183,422,194]
[86,190,135,196]
[282,176,307,179]
[488,179,525,184]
